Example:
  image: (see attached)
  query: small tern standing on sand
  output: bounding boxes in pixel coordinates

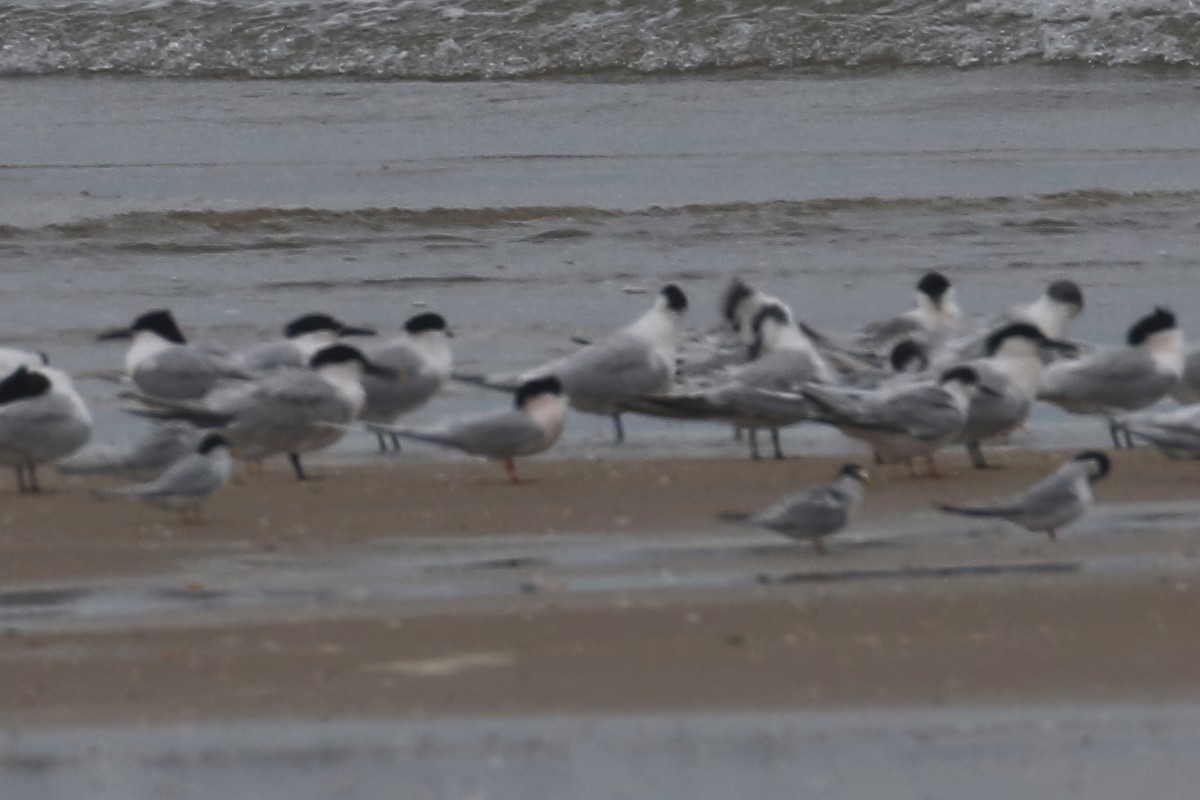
[366,376,565,483]
[99,309,249,400]
[456,285,687,444]
[937,450,1110,540]
[129,344,394,481]
[242,312,376,373]
[360,312,454,453]
[105,433,233,522]
[721,464,871,555]
[802,365,980,476]
[0,365,93,493]
[1038,307,1184,447]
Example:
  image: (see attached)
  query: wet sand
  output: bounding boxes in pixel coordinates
[2,446,1200,727]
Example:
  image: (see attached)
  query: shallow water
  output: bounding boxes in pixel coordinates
[5,705,1200,800]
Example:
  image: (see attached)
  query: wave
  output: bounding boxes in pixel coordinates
[2,189,1197,245]
[2,0,1198,79]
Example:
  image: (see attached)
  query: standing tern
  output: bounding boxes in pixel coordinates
[130,344,394,480]
[1038,307,1184,447]
[937,279,1085,366]
[98,309,250,400]
[0,365,93,493]
[365,376,565,483]
[1113,405,1200,459]
[954,323,1074,469]
[456,285,687,443]
[802,365,980,476]
[242,312,376,373]
[360,312,454,453]
[104,433,233,522]
[937,450,1110,540]
[720,464,871,555]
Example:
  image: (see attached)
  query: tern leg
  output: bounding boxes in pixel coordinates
[390,432,403,453]
[611,413,626,444]
[25,464,40,493]
[1108,420,1125,449]
[288,452,308,481]
[966,441,990,469]
[1046,529,1058,542]
[14,466,25,494]
[811,537,828,556]
[504,458,522,485]
[375,432,389,454]
[770,428,784,460]
[924,454,941,478]
[747,430,761,460]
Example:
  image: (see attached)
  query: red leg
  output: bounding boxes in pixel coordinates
[811,537,828,556]
[1047,529,1058,542]
[504,458,521,484]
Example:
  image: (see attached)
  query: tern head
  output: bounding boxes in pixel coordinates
[890,339,928,373]
[0,366,51,405]
[835,463,870,484]
[308,343,393,377]
[984,322,1075,358]
[721,278,756,330]
[284,312,376,339]
[916,271,952,306]
[515,376,564,409]
[197,433,231,455]
[748,302,792,359]
[659,284,689,315]
[1072,450,1111,482]
[1046,280,1084,316]
[404,312,451,338]
[98,309,186,344]
[1126,307,1177,347]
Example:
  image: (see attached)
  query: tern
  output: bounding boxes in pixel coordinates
[105,432,233,522]
[360,312,454,453]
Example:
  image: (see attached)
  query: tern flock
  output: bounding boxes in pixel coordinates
[0,271,1194,551]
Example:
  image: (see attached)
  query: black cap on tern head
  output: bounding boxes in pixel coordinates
[404,312,448,335]
[984,322,1050,357]
[660,284,688,314]
[515,376,563,409]
[197,433,231,454]
[1047,280,1084,310]
[836,463,870,483]
[916,271,951,301]
[132,310,187,344]
[1127,307,1176,346]
[748,303,791,359]
[308,343,368,370]
[0,366,51,405]
[939,365,979,386]
[284,313,375,339]
[1072,450,1111,482]
[890,339,928,373]
[720,278,754,325]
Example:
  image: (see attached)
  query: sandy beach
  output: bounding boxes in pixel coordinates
[2,446,1199,727]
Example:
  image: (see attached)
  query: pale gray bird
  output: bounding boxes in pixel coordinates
[365,376,565,483]
[98,309,249,401]
[242,312,376,373]
[58,421,203,477]
[455,285,687,443]
[617,303,835,459]
[360,312,453,453]
[721,464,871,555]
[937,279,1084,366]
[1114,405,1200,459]
[105,433,233,522]
[0,365,93,493]
[937,450,1111,540]
[129,344,393,481]
[1039,307,1185,447]
[1168,346,1200,405]
[802,365,980,476]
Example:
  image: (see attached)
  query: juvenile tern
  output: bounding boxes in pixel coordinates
[104,432,233,522]
[360,312,453,453]
[802,365,980,476]
[720,464,870,555]
[937,450,1110,540]
[1038,307,1184,446]
[243,312,376,373]
[0,365,93,493]
[366,376,565,483]
[130,344,393,480]
[99,309,249,400]
[456,285,687,443]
